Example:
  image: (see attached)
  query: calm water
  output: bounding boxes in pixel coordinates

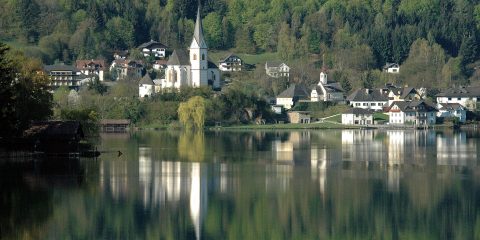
[1,129,480,239]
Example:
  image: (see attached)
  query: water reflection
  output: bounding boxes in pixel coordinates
[2,129,480,239]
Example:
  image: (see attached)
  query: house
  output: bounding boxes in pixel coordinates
[153,60,168,71]
[75,59,106,81]
[310,71,344,103]
[219,53,243,72]
[388,101,437,126]
[436,86,480,111]
[437,103,467,123]
[287,111,311,124]
[23,121,84,153]
[383,63,400,73]
[387,87,422,106]
[276,84,310,110]
[43,64,80,89]
[265,61,290,78]
[138,40,168,59]
[347,88,388,111]
[109,59,144,80]
[161,7,220,90]
[138,74,155,98]
[113,50,129,60]
[342,108,374,125]
[100,119,131,133]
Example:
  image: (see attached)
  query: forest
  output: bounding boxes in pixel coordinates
[1,0,480,89]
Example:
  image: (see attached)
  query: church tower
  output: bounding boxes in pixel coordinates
[189,6,208,87]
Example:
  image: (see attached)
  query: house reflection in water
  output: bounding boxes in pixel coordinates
[436,131,477,166]
[272,131,311,164]
[342,130,386,163]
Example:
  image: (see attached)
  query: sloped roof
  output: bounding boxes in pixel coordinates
[383,62,399,69]
[44,64,78,72]
[266,61,287,68]
[100,119,131,125]
[208,60,218,69]
[277,84,310,99]
[389,101,437,112]
[23,121,84,140]
[343,108,375,115]
[219,53,241,63]
[390,87,417,99]
[323,82,344,93]
[436,86,480,97]
[348,88,388,101]
[138,40,167,49]
[139,74,155,85]
[438,103,464,111]
[167,50,190,66]
[75,59,106,70]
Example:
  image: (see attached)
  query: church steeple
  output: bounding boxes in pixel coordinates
[192,5,207,49]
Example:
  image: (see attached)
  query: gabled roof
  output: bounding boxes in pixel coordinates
[23,121,84,140]
[139,74,155,85]
[208,60,218,69]
[75,59,106,70]
[389,101,437,112]
[438,103,465,111]
[219,53,241,63]
[167,50,190,66]
[266,61,288,68]
[383,62,399,69]
[343,108,375,115]
[389,87,417,99]
[138,40,167,49]
[348,88,388,102]
[44,64,78,72]
[192,6,207,48]
[436,86,480,97]
[277,84,310,99]
[323,82,344,93]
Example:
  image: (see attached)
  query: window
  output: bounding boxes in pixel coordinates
[202,54,205,60]
[355,103,360,106]
[371,103,376,106]
[193,54,197,60]
[363,103,367,106]
[458,97,461,100]
[448,97,452,100]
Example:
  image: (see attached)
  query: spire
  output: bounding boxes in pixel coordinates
[192,4,207,48]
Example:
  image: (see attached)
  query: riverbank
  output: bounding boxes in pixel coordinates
[217,122,361,130]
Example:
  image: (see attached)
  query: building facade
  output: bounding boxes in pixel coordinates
[347,88,388,111]
[75,59,106,81]
[436,86,480,111]
[219,54,243,72]
[265,62,290,78]
[388,101,437,126]
[44,65,80,89]
[342,108,374,125]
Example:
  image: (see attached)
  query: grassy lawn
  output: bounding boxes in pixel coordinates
[221,122,360,130]
[373,113,389,121]
[323,114,342,123]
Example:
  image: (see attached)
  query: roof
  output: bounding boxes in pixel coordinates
[100,119,131,125]
[208,60,218,69]
[343,108,375,115]
[23,121,84,140]
[266,61,288,68]
[323,82,344,93]
[389,87,417,99]
[138,40,167,49]
[383,62,399,69]
[347,88,388,102]
[75,59,106,70]
[438,103,464,111]
[389,101,437,112]
[44,64,78,72]
[167,50,190,66]
[139,74,155,85]
[277,84,310,99]
[436,86,480,98]
[219,53,241,63]
[153,79,162,85]
[193,6,207,48]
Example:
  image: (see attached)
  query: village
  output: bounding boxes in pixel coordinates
[40,6,479,130]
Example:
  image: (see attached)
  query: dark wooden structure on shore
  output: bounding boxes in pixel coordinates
[23,121,84,154]
[100,119,131,133]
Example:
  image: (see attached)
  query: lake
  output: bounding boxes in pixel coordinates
[1,129,480,239]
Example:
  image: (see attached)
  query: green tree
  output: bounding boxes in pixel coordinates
[178,96,206,130]
[105,17,134,50]
[0,44,53,138]
[203,12,223,49]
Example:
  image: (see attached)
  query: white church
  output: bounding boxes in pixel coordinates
[161,6,221,90]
